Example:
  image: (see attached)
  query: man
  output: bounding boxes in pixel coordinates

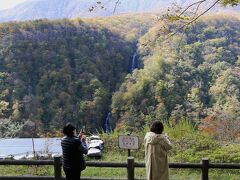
[144,121,172,180]
[61,123,88,180]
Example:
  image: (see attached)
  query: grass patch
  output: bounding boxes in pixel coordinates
[0,165,54,176]
[82,167,127,178]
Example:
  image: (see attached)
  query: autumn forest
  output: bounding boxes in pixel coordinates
[0,12,239,143]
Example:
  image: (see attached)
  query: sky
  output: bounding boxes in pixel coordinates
[0,0,239,12]
[0,0,27,10]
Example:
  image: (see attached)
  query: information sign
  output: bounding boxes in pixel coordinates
[118,135,139,150]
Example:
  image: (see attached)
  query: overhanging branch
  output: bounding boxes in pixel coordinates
[164,0,221,41]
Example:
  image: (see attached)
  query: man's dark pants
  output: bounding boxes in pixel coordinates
[64,167,81,180]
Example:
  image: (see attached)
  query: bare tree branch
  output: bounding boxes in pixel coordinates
[164,0,220,41]
[113,0,121,13]
[178,0,207,17]
[193,0,205,18]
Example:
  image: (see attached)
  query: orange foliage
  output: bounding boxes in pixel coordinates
[39,129,63,138]
[115,121,126,132]
[199,115,218,135]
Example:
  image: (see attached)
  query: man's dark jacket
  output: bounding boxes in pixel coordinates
[61,136,88,170]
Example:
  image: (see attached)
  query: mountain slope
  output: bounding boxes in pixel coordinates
[0,0,168,22]
[111,15,240,132]
[0,14,156,136]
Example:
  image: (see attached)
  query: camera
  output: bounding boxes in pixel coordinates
[81,126,85,134]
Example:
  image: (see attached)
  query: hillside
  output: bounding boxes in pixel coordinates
[0,14,155,137]
[111,15,240,141]
[1,13,240,140]
[0,0,239,22]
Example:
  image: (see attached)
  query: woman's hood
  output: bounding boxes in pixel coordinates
[144,132,165,145]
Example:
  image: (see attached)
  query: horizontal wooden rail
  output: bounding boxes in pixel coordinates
[2,160,239,169]
[1,159,240,169]
[0,160,209,168]
[0,160,54,165]
[209,163,240,169]
[0,160,128,167]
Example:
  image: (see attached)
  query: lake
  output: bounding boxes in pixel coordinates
[0,138,62,159]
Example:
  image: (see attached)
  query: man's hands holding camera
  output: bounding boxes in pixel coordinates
[79,129,86,142]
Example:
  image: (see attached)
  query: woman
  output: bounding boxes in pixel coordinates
[144,121,172,180]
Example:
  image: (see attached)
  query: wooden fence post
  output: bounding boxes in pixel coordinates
[127,157,134,180]
[54,156,62,180]
[201,158,209,180]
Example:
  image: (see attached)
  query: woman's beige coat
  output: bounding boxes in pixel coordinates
[144,132,172,180]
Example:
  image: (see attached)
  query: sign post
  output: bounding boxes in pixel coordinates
[118,135,139,157]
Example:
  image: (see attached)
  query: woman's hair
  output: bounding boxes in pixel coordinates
[150,121,164,134]
[63,123,76,136]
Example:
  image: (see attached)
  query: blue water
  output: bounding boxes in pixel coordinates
[0,138,62,157]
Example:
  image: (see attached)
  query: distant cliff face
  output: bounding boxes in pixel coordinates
[0,0,239,22]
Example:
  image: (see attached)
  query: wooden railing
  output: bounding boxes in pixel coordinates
[0,156,240,180]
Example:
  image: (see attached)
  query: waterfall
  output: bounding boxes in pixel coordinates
[130,52,137,72]
[104,112,111,133]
